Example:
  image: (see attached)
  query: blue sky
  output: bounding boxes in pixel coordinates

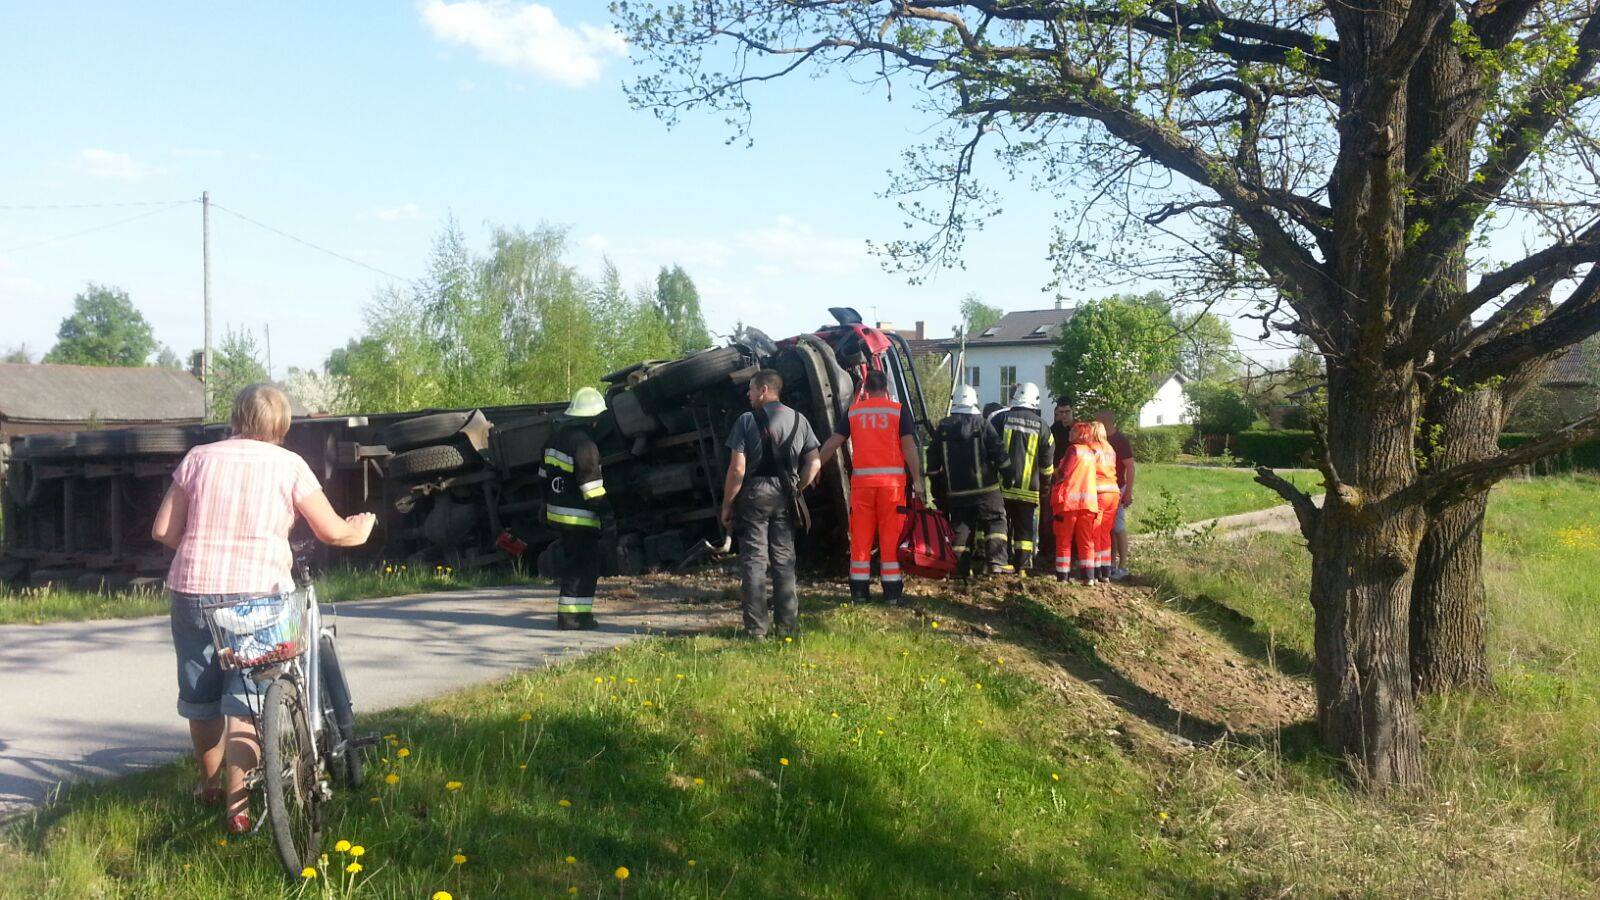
[1,1,1248,376]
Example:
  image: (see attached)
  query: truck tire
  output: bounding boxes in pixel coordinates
[22,433,76,459]
[637,346,747,404]
[389,444,470,481]
[124,428,192,455]
[380,412,474,453]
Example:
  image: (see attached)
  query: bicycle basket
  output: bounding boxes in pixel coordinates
[199,592,306,670]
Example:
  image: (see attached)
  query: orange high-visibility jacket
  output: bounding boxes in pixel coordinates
[1052,444,1100,513]
[846,395,906,486]
[1093,440,1120,494]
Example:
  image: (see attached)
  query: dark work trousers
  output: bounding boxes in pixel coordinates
[1003,498,1040,571]
[554,529,601,616]
[734,477,798,637]
[949,492,1008,574]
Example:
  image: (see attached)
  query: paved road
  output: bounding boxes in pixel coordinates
[0,583,730,821]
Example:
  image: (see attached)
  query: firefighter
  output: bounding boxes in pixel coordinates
[927,385,1010,576]
[818,369,925,604]
[992,383,1053,574]
[540,386,613,630]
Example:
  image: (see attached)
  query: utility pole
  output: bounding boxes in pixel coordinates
[202,190,213,420]
[265,323,272,382]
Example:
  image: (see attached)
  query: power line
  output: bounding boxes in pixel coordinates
[0,204,190,255]
[208,201,409,282]
[0,199,198,210]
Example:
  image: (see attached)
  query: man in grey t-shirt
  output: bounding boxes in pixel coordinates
[721,369,822,638]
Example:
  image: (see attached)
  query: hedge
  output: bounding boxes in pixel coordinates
[1127,424,1195,463]
[1231,429,1600,472]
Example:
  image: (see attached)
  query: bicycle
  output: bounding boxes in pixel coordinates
[198,557,374,878]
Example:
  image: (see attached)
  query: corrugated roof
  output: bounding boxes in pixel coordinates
[949,307,1076,346]
[1546,338,1600,386]
[903,338,950,358]
[0,363,205,423]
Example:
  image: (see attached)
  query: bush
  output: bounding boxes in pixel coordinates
[1128,424,1194,463]
[1235,430,1316,468]
[1184,379,1258,436]
[1497,433,1600,473]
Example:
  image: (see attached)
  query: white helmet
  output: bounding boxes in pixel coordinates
[564,386,607,418]
[1010,382,1041,411]
[951,384,980,415]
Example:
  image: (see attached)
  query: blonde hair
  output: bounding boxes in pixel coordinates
[1088,421,1108,443]
[1070,421,1098,445]
[230,383,292,443]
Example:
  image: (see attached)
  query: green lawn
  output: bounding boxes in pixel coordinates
[1127,463,1318,534]
[0,564,540,626]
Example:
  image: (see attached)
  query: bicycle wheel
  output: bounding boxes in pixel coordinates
[318,634,364,789]
[262,678,325,877]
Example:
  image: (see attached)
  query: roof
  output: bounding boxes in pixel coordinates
[1151,370,1189,388]
[1546,338,1600,387]
[903,338,951,359]
[944,307,1076,348]
[0,363,205,424]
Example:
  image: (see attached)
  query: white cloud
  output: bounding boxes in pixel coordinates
[419,1,627,88]
[372,203,428,222]
[737,215,871,276]
[78,149,159,182]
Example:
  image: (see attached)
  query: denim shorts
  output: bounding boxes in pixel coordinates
[170,591,274,720]
[1113,503,1127,534]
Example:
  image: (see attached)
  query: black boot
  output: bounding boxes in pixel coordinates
[556,612,581,630]
[883,580,904,606]
[576,612,599,630]
[849,580,871,603]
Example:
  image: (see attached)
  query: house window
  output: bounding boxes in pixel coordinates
[1156,414,1165,425]
[981,325,1000,337]
[965,366,981,387]
[1000,366,1018,403]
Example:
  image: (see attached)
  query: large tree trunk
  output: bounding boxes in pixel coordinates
[1308,363,1426,785]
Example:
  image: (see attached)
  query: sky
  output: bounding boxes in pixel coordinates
[0,1,1279,379]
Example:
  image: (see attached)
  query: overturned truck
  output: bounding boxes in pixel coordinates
[1,309,936,588]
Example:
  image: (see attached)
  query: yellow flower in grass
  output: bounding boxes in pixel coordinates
[349,845,365,858]
[346,861,363,874]
[687,859,697,867]
[930,620,940,629]
[615,866,630,880]
[433,893,454,900]
[567,889,578,896]
[334,840,351,853]
[452,853,468,865]
[779,757,789,767]
[445,780,464,791]
[1051,772,1061,781]
[519,712,532,722]
[301,867,318,879]
[396,747,410,758]
[693,777,704,785]
[565,855,577,865]
[558,798,572,807]
[216,838,228,847]
[384,773,399,785]
[594,676,604,684]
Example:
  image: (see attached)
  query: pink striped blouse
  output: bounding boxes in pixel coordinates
[167,438,322,594]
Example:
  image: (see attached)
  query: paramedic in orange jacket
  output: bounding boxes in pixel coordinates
[1052,421,1102,584]
[818,369,925,604]
[1089,420,1122,582]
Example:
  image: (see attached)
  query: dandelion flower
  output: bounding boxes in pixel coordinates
[397,748,411,758]
[784,636,792,643]
[567,889,578,896]
[831,711,839,718]
[676,673,685,680]
[594,676,604,684]
[433,893,454,900]
[626,677,636,684]
[370,796,381,803]
[876,729,885,736]
[445,780,463,791]
[1158,810,1170,821]
[615,866,630,880]
[519,764,528,770]
[930,621,940,629]
[301,867,318,879]
[217,838,227,847]
[687,859,697,867]
[346,862,363,874]
[559,798,572,807]
[974,682,983,690]
[334,840,351,853]
[452,853,468,865]
[642,700,654,707]
[693,777,704,785]
[1051,772,1060,781]
[779,757,789,766]
[384,773,399,785]
[350,845,365,858]
[565,855,577,865]
[519,713,532,722]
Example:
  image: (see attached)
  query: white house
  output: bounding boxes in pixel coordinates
[946,306,1192,427]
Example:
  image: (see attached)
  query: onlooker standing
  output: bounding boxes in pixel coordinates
[152,384,375,834]
[721,370,822,638]
[928,385,1010,576]
[817,369,924,604]
[1089,421,1121,581]
[540,387,613,630]
[1051,421,1102,584]
[1094,409,1135,580]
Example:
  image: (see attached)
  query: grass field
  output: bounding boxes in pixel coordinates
[1125,463,1317,534]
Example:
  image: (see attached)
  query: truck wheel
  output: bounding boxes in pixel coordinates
[637,346,748,404]
[124,428,192,455]
[388,444,471,481]
[380,412,475,453]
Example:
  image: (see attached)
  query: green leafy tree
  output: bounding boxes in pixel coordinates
[957,294,1002,337]
[3,345,32,364]
[44,284,157,367]
[655,264,711,353]
[1174,311,1240,383]
[154,346,183,370]
[1185,379,1258,437]
[595,257,678,373]
[1048,299,1178,419]
[208,326,270,421]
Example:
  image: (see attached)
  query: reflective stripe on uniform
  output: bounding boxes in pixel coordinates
[546,504,600,528]
[557,596,594,613]
[881,573,902,582]
[1018,433,1038,491]
[1060,491,1097,503]
[853,466,905,477]
[580,478,606,499]
[1015,540,1034,551]
[849,403,899,417]
[543,449,575,472]
[1000,488,1040,502]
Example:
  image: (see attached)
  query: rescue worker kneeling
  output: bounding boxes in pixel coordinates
[818,369,925,604]
[928,385,1011,576]
[991,383,1053,575]
[540,386,613,630]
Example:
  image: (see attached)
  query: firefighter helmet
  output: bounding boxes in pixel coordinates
[1010,382,1041,410]
[564,386,607,418]
[951,385,980,415]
